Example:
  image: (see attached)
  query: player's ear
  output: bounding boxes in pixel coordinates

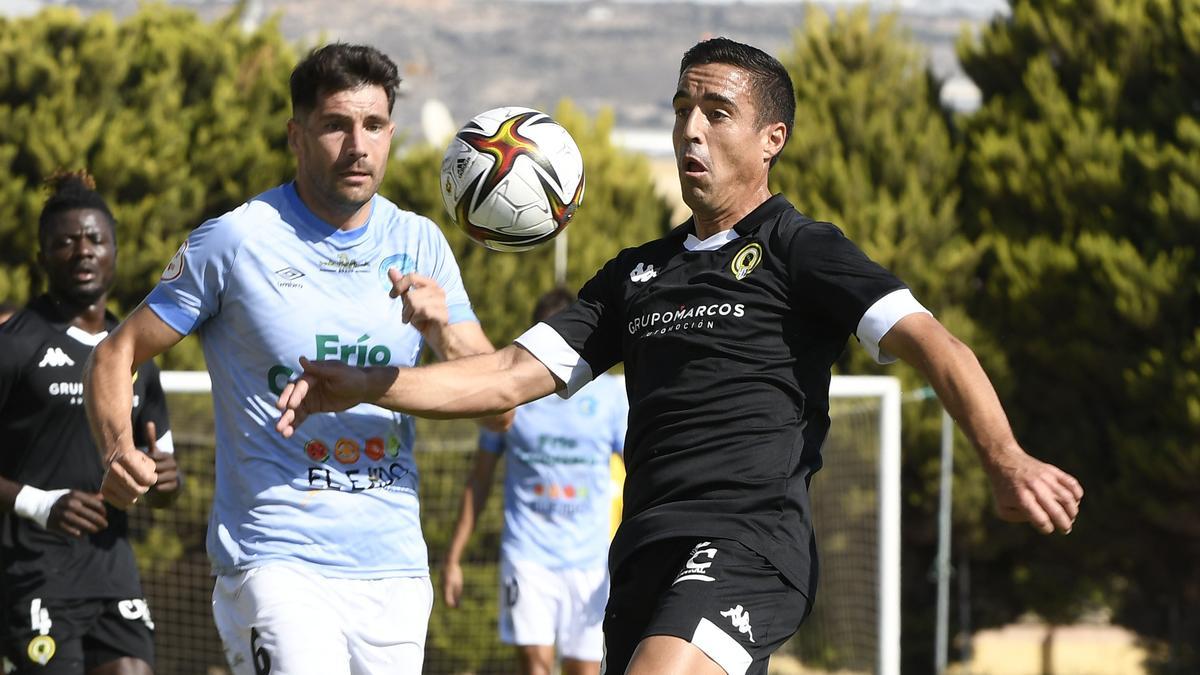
[286,117,302,154]
[762,121,786,162]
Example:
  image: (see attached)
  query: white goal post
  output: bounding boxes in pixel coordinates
[829,375,901,675]
[158,371,901,675]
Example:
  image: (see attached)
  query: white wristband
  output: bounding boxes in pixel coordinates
[13,485,70,529]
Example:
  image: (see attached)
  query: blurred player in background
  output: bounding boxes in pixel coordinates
[442,287,628,675]
[83,42,508,675]
[0,171,179,674]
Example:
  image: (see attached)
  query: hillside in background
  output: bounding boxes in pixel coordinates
[26,0,995,148]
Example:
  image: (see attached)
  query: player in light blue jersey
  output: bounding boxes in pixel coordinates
[442,289,628,675]
[83,44,508,675]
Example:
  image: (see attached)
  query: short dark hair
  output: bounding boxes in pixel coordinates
[532,287,576,324]
[38,170,116,245]
[290,43,401,117]
[680,37,795,164]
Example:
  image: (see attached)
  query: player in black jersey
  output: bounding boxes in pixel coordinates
[0,172,181,674]
[260,38,1082,675]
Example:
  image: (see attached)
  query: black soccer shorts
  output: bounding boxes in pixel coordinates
[601,537,810,675]
[2,597,155,674]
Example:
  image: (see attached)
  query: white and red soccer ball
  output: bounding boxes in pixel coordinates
[440,107,585,252]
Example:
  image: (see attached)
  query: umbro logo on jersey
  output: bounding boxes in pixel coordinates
[37,348,75,368]
[630,262,657,283]
[275,267,306,289]
[721,605,756,643]
[672,540,718,585]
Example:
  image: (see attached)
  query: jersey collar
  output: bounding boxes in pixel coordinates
[670,194,794,250]
[283,181,376,247]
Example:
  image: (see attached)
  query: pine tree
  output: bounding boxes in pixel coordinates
[772,8,986,671]
[0,3,296,369]
[959,0,1200,668]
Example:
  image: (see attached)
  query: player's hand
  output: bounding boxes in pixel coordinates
[275,357,370,438]
[144,421,181,494]
[389,269,449,338]
[442,560,465,609]
[46,490,109,537]
[142,421,183,509]
[985,446,1083,534]
[102,448,158,510]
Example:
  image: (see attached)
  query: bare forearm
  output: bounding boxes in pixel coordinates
[83,340,137,464]
[370,346,554,418]
[445,480,491,565]
[882,316,1019,466]
[931,346,1017,461]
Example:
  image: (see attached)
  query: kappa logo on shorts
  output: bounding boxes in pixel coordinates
[721,604,756,643]
[672,540,718,585]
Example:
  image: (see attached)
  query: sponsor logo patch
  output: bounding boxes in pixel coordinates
[161,241,187,282]
[673,540,718,585]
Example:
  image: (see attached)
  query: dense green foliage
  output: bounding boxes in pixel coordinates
[0,4,296,367]
[774,9,993,671]
[958,0,1200,669]
[1,0,1196,672]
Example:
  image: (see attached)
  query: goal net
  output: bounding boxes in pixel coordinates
[136,373,898,675]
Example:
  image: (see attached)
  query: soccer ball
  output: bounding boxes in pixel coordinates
[440,107,585,252]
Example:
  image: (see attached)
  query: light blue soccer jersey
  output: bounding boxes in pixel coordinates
[146,182,476,578]
[481,373,628,570]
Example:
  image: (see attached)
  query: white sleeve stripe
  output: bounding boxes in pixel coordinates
[513,322,593,399]
[155,430,175,455]
[856,288,932,365]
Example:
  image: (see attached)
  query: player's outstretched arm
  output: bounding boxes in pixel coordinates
[388,269,515,431]
[879,313,1084,534]
[275,343,558,437]
[442,449,501,608]
[84,303,185,509]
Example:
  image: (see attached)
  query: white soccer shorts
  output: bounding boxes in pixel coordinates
[498,556,608,662]
[212,564,433,675]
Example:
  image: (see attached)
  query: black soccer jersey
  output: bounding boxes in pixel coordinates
[0,296,170,604]
[530,195,912,597]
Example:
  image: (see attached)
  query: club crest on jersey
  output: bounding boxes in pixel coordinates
[730,243,763,280]
[378,254,417,291]
[630,262,657,283]
[161,241,187,282]
[26,635,55,665]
